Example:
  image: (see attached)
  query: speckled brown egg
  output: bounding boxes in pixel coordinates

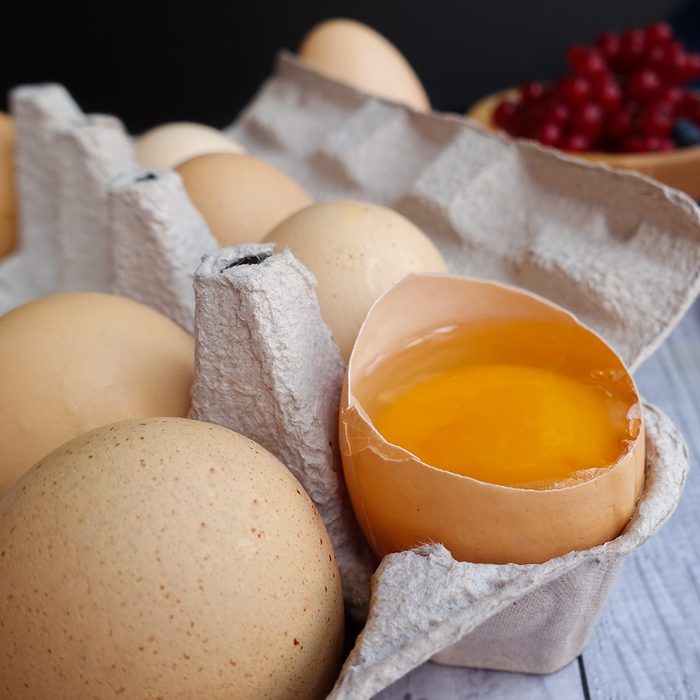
[0,292,194,499]
[176,153,313,246]
[0,418,345,699]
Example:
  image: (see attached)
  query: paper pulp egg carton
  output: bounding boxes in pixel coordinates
[2,52,699,698]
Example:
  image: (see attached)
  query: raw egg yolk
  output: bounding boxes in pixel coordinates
[361,320,640,488]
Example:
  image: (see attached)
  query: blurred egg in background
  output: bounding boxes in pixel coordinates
[298,19,430,110]
[0,112,17,259]
[136,121,245,169]
[0,293,195,498]
[265,200,447,360]
[176,153,313,246]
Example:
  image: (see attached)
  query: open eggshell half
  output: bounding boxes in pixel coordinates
[339,273,646,565]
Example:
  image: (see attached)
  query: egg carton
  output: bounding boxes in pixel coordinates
[2,52,699,698]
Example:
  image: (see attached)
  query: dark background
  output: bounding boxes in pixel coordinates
[1,0,695,134]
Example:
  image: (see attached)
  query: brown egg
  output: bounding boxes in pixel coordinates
[298,19,430,111]
[0,418,345,699]
[0,112,17,259]
[265,200,448,360]
[135,121,245,170]
[0,293,194,498]
[176,153,313,246]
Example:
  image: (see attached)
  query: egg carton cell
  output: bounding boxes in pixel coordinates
[1,50,699,697]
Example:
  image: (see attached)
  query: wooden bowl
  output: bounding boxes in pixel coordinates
[468,89,700,199]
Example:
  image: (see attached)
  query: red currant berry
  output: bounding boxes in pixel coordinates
[640,102,673,136]
[520,81,546,102]
[606,110,632,138]
[623,102,643,131]
[640,134,662,152]
[618,28,646,73]
[537,86,556,109]
[567,44,607,77]
[660,85,684,112]
[506,104,527,136]
[622,134,665,152]
[645,44,667,69]
[645,21,673,46]
[558,75,592,104]
[549,102,570,125]
[681,90,700,108]
[560,133,591,152]
[626,69,662,101]
[596,32,620,61]
[683,52,700,82]
[571,102,604,139]
[493,100,517,129]
[679,91,700,121]
[507,114,525,137]
[516,99,549,136]
[665,40,685,58]
[593,76,622,112]
[567,44,587,70]
[534,122,562,147]
[661,42,688,84]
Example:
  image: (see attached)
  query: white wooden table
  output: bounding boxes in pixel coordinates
[376,299,700,700]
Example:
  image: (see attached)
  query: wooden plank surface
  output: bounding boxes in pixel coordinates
[376,300,700,699]
[375,657,585,699]
[583,300,700,700]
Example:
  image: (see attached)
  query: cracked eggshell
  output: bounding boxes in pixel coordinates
[0,418,345,700]
[339,274,646,565]
[0,112,17,258]
[265,200,448,361]
[135,121,245,169]
[298,19,430,111]
[176,153,313,247]
[0,293,195,498]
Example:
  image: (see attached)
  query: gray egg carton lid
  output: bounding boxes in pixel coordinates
[1,51,697,697]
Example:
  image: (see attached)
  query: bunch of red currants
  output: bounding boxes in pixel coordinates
[493,21,700,153]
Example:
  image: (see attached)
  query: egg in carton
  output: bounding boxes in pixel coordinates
[2,52,700,697]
